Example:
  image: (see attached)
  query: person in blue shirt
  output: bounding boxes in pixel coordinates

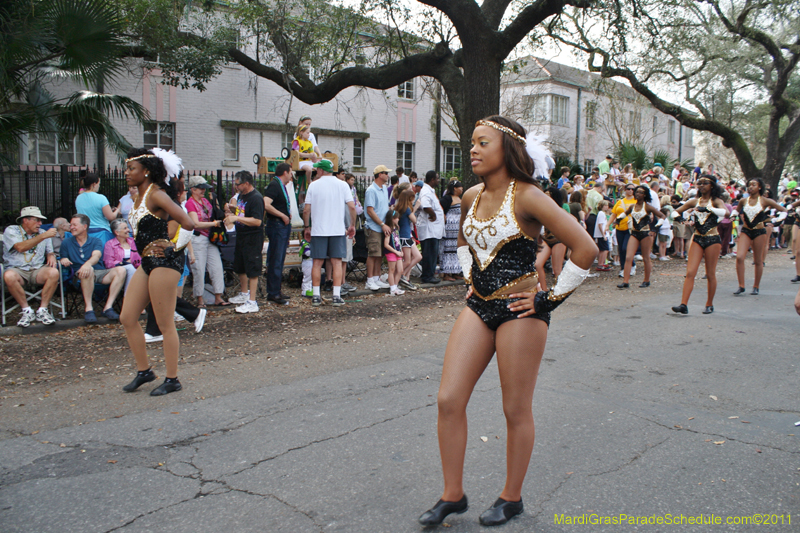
[75,174,119,235]
[363,165,392,290]
[556,167,571,189]
[60,214,126,323]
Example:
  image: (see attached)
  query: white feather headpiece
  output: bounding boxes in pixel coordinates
[150,148,184,185]
[525,133,551,179]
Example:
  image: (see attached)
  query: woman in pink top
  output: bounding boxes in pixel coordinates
[104,218,142,293]
[185,176,228,307]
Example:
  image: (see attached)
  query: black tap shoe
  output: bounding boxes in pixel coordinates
[478,498,524,526]
[702,306,714,314]
[671,304,688,314]
[418,495,468,526]
[733,287,746,295]
[122,368,156,392]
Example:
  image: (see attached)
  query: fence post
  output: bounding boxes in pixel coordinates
[217,169,224,204]
[60,165,70,219]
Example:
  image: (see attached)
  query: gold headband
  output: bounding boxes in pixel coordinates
[475,120,527,146]
[125,154,157,164]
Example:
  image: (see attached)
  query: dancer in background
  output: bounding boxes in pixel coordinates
[617,185,664,289]
[670,175,727,314]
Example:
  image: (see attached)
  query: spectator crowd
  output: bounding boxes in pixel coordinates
[5,147,800,330]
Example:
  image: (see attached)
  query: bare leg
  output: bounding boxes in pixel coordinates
[703,243,721,306]
[494,317,547,502]
[640,236,654,282]
[149,268,181,377]
[3,271,29,308]
[402,246,422,278]
[329,260,342,290]
[102,267,126,311]
[735,234,752,288]
[752,234,767,289]
[622,236,639,284]
[35,267,60,307]
[81,270,96,312]
[680,242,703,305]
[437,307,497,501]
[120,268,152,372]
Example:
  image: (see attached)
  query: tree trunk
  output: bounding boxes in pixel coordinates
[455,51,502,187]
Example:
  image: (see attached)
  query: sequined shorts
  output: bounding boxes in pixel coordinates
[141,253,185,276]
[693,234,721,249]
[466,294,550,331]
[740,227,766,240]
[630,230,651,242]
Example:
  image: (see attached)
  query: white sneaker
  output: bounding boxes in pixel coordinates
[35,307,56,325]
[235,300,259,314]
[228,292,250,304]
[374,279,390,289]
[649,253,657,259]
[365,279,380,291]
[17,308,35,328]
[379,274,389,283]
[174,312,185,322]
[391,288,405,295]
[145,333,163,343]
[659,256,670,261]
[194,308,207,333]
[634,254,643,261]
[631,265,637,276]
[619,270,625,278]
[613,261,620,266]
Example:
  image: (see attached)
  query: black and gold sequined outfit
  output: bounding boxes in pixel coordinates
[739,197,768,240]
[691,201,722,249]
[628,204,651,242]
[129,184,185,275]
[463,181,550,330]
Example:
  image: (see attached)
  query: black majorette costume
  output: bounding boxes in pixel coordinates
[459,180,589,331]
[629,204,651,241]
[739,196,768,240]
[690,199,723,249]
[129,183,185,275]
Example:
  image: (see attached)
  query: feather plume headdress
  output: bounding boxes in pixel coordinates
[525,133,552,179]
[150,148,184,184]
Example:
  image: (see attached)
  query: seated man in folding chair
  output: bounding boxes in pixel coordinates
[59,214,126,323]
[2,207,60,327]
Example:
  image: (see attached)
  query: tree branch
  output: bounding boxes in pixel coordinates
[499,0,591,58]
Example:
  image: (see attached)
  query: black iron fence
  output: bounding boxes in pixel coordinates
[0,165,385,227]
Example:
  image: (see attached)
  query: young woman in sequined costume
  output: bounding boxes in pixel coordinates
[617,185,664,289]
[670,175,727,314]
[418,116,597,527]
[119,148,195,396]
[733,178,786,295]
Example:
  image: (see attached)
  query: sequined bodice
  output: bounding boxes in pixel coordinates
[630,205,650,232]
[692,202,720,235]
[463,181,533,270]
[742,197,767,228]
[464,181,539,300]
[129,184,169,252]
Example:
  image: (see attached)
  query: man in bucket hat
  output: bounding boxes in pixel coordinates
[2,206,60,327]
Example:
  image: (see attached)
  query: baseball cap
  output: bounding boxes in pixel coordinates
[373,164,391,175]
[188,175,212,189]
[17,206,47,223]
[414,180,424,188]
[313,159,334,172]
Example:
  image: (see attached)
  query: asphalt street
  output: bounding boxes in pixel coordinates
[1,262,798,532]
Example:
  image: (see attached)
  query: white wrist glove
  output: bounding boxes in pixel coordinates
[553,259,590,298]
[457,246,472,282]
[709,206,727,218]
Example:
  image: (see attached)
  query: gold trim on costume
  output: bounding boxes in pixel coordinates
[472,271,540,301]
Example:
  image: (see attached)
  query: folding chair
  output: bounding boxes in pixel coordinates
[0,245,67,326]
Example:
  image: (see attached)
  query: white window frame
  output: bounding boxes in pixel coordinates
[444,146,461,172]
[585,101,597,130]
[652,115,658,133]
[281,132,294,153]
[668,120,676,144]
[396,142,414,171]
[683,127,693,147]
[144,121,175,151]
[352,138,364,167]
[223,127,239,161]
[583,159,595,175]
[26,132,85,165]
[398,80,415,99]
[551,95,569,126]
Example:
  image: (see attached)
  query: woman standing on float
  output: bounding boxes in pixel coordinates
[418,116,597,527]
[119,148,195,396]
[670,175,727,314]
[733,178,786,295]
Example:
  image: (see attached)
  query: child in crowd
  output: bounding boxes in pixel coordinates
[293,125,320,183]
[383,210,405,296]
[594,200,611,270]
[657,207,673,260]
[299,239,313,297]
[610,223,620,266]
